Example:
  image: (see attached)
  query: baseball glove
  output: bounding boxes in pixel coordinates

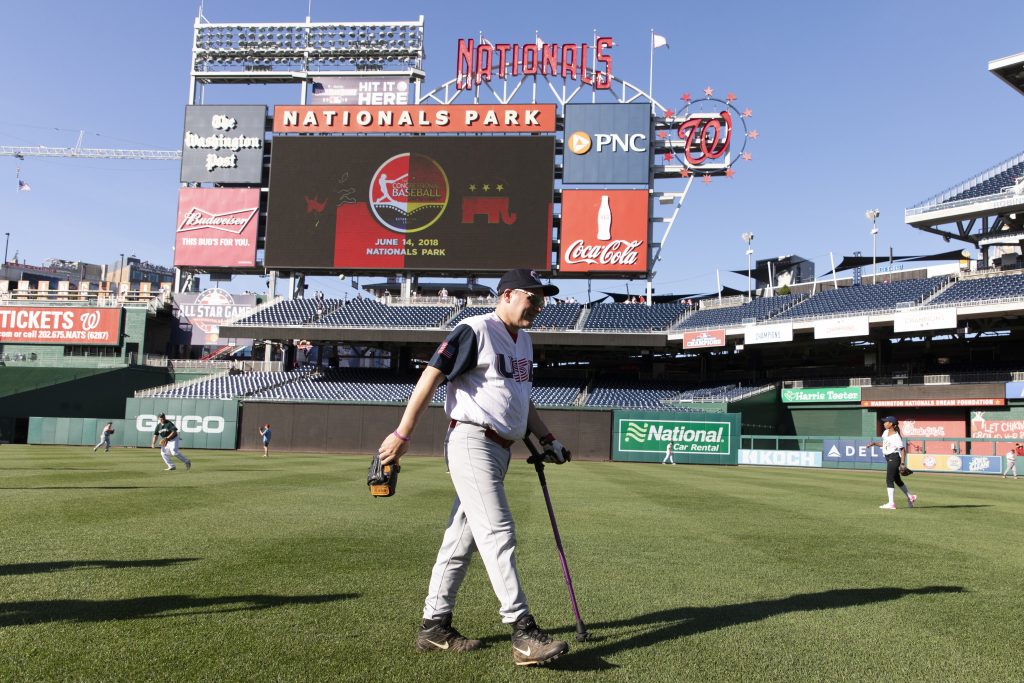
[899,465,913,476]
[159,437,169,447]
[367,454,400,498]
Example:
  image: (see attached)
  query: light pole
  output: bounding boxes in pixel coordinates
[3,232,8,264]
[119,253,125,294]
[866,209,880,284]
[741,232,755,300]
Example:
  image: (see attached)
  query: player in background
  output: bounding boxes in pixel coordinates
[377,269,572,667]
[259,423,272,457]
[662,442,676,465]
[869,416,916,509]
[1004,443,1019,479]
[92,422,114,453]
[151,413,191,472]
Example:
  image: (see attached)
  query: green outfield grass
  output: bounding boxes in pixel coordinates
[0,446,1021,682]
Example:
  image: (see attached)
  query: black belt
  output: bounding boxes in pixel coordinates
[449,419,515,448]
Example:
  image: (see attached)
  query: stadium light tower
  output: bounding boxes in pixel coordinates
[741,232,755,300]
[866,209,880,284]
[3,233,8,264]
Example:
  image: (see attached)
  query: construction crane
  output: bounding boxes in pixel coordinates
[0,130,180,161]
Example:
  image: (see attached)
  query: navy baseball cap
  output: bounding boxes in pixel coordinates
[497,269,559,296]
[157,413,166,419]
[881,415,897,424]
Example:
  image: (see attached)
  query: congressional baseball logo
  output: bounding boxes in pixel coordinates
[566,131,592,155]
[369,153,450,234]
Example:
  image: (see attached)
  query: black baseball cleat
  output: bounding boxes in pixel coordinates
[511,614,568,666]
[415,613,482,652]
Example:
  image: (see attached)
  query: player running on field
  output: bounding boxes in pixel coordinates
[151,413,191,472]
[378,269,573,667]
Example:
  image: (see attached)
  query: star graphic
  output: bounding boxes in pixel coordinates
[679,168,690,178]
[741,108,753,118]
[725,168,736,178]
[680,92,692,102]
[482,183,491,191]
[748,130,759,140]
[664,152,674,161]
[658,130,668,139]
[664,109,675,118]
[468,183,477,191]
[702,174,712,184]
[741,152,753,161]
[703,86,714,97]
[726,93,737,102]
[495,183,504,192]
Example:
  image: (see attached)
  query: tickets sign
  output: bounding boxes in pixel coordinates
[0,307,121,345]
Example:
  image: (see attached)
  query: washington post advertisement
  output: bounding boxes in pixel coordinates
[263,136,554,272]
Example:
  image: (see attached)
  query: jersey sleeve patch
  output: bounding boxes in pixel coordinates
[429,324,478,380]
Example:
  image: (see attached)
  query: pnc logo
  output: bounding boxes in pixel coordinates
[567,131,592,154]
[136,414,226,434]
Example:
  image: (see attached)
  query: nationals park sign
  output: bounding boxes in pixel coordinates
[612,410,739,465]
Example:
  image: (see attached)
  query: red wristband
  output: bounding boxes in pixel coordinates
[392,430,410,442]
[539,433,555,446]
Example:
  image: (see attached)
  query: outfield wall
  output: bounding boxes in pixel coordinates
[236,402,612,460]
[28,417,128,447]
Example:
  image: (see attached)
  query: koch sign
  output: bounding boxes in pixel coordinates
[562,103,651,184]
[0,307,121,345]
[181,105,267,184]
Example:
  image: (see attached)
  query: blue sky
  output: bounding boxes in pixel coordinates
[2,0,1023,302]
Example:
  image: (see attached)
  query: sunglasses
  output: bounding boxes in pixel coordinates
[512,289,545,307]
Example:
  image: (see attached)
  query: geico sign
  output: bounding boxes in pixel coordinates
[568,131,647,154]
[136,414,226,434]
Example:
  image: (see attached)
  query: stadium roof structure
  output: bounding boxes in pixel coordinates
[904,50,1024,249]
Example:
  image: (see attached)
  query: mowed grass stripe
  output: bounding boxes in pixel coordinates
[0,446,1020,681]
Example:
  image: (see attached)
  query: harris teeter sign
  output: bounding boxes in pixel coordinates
[781,387,862,403]
[612,410,739,465]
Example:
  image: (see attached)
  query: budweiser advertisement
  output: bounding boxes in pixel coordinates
[0,307,121,345]
[273,104,556,134]
[558,190,648,274]
[682,329,726,350]
[175,188,260,268]
[265,136,554,272]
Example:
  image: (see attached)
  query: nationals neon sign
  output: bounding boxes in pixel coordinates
[456,37,613,90]
[678,111,733,166]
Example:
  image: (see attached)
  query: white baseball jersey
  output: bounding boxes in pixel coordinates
[430,312,533,440]
[881,430,904,456]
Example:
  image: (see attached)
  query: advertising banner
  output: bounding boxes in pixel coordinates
[813,316,869,339]
[739,450,822,467]
[682,329,727,350]
[265,136,554,272]
[892,308,957,334]
[968,408,1024,454]
[0,307,121,345]
[1006,381,1024,400]
[894,411,966,455]
[559,190,648,273]
[781,387,861,403]
[862,398,1004,408]
[181,105,267,184]
[174,188,259,267]
[562,103,651,184]
[272,104,557,134]
[822,439,885,467]
[744,323,793,345]
[124,397,239,450]
[173,288,257,346]
[907,453,1001,475]
[612,410,739,465]
[310,76,410,105]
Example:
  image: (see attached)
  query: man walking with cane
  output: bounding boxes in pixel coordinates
[377,269,572,667]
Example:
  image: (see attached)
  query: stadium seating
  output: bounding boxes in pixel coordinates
[582,303,688,331]
[149,371,297,399]
[233,298,343,326]
[314,298,456,328]
[927,273,1024,306]
[674,294,805,330]
[941,158,1024,203]
[773,277,949,320]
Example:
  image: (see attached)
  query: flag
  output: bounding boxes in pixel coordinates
[653,33,669,49]
[17,179,30,192]
[536,35,545,49]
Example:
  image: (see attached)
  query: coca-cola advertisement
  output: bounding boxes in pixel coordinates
[175,188,260,268]
[559,189,649,273]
